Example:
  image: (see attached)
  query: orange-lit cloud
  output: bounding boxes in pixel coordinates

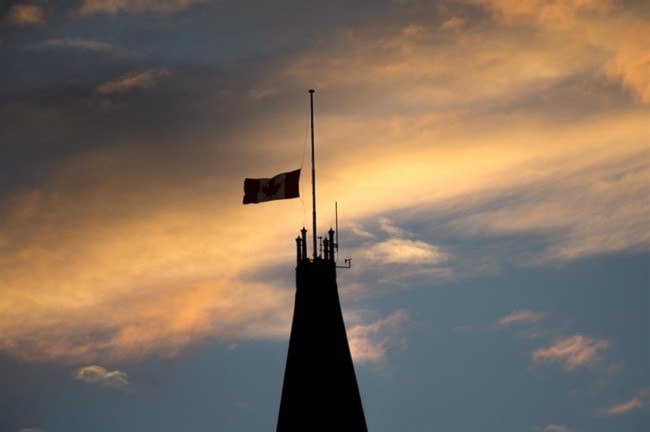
[35,38,142,59]
[603,388,649,416]
[605,397,644,415]
[97,68,171,95]
[0,159,298,363]
[3,4,45,27]
[605,25,650,105]
[1,1,648,367]
[79,0,203,16]
[476,0,615,27]
[532,335,609,370]
[348,309,409,367]
[439,16,465,32]
[495,310,548,328]
[476,0,648,107]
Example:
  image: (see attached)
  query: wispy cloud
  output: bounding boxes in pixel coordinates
[41,38,116,52]
[603,388,649,416]
[542,425,569,432]
[97,68,171,95]
[452,325,472,334]
[441,146,650,266]
[495,310,548,328]
[0,149,295,363]
[1,1,647,366]
[248,82,277,101]
[605,397,644,415]
[476,0,647,107]
[79,0,204,16]
[36,38,141,58]
[348,309,409,367]
[604,24,650,105]
[439,16,465,32]
[3,4,45,26]
[363,238,447,265]
[72,365,131,389]
[532,335,610,371]
[377,217,413,239]
[475,0,615,27]
[347,218,452,290]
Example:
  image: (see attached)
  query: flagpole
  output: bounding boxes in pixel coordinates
[309,89,317,260]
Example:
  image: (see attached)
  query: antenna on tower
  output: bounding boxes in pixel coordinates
[334,201,351,269]
[335,202,339,261]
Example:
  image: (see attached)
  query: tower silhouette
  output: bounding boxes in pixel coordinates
[276,227,368,431]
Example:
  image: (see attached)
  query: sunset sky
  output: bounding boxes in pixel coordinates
[1,1,648,431]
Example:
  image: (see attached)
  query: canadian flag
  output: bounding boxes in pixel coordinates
[243,169,301,204]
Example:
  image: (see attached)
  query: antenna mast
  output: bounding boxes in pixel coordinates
[335,201,351,269]
[309,89,317,260]
[335,201,339,261]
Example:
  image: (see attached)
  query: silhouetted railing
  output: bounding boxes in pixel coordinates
[296,227,337,264]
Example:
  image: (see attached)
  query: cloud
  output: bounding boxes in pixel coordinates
[248,82,277,101]
[1,1,648,366]
[265,3,613,109]
[0,153,296,363]
[18,429,45,432]
[347,309,409,367]
[72,365,131,389]
[603,388,649,416]
[36,38,141,58]
[41,38,116,52]
[476,0,615,27]
[97,68,171,95]
[360,217,448,266]
[440,142,650,265]
[349,219,452,290]
[439,16,465,31]
[532,335,609,371]
[495,310,548,328]
[1,264,293,363]
[363,238,447,265]
[3,4,45,26]
[79,0,203,16]
[249,4,649,269]
[605,397,644,415]
[542,425,569,432]
[377,217,412,239]
[452,325,472,334]
[605,24,650,105]
[477,0,648,107]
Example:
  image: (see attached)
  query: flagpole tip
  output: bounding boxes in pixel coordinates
[309,89,315,94]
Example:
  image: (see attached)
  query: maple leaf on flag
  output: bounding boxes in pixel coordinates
[242,169,300,204]
[262,178,282,197]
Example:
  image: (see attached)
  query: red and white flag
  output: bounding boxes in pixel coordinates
[243,169,301,204]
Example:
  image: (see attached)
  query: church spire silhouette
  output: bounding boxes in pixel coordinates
[276,90,368,431]
[276,228,368,431]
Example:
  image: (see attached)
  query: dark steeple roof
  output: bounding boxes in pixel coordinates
[276,228,367,431]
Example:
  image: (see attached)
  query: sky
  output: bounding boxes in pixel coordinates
[0,0,648,431]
